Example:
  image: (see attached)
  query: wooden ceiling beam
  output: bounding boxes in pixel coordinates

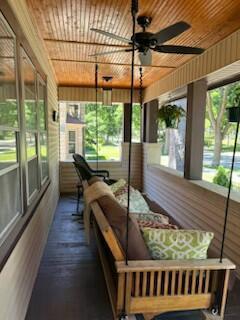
[44,38,129,49]
[50,58,176,69]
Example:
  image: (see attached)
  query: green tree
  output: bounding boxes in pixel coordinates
[206,82,240,166]
[132,104,141,142]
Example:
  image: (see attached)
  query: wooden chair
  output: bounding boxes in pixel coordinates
[73,153,110,180]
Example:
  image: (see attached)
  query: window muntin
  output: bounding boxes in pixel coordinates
[158,98,187,173]
[202,82,240,192]
[0,13,21,242]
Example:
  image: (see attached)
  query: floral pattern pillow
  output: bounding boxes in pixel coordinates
[137,219,178,230]
[132,211,170,224]
[114,184,134,197]
[115,189,150,213]
[109,179,127,194]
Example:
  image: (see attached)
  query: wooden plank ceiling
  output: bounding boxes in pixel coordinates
[26,0,240,89]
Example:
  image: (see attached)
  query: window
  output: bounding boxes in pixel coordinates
[38,77,48,183]
[0,8,49,265]
[68,104,81,120]
[84,103,123,161]
[202,81,240,192]
[0,13,21,239]
[59,102,85,161]
[68,130,76,154]
[157,98,187,173]
[132,103,141,143]
[22,49,39,202]
[59,102,124,161]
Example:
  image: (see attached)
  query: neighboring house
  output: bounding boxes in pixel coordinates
[59,102,85,161]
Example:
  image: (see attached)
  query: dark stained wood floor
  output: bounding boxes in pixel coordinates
[26,195,240,320]
[26,195,113,320]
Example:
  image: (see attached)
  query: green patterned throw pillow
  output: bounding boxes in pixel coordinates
[142,229,214,260]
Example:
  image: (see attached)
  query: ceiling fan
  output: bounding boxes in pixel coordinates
[90,16,205,66]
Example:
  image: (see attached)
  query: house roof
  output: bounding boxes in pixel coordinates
[66,113,85,125]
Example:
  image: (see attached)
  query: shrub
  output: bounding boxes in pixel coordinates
[213,166,230,187]
[86,155,106,161]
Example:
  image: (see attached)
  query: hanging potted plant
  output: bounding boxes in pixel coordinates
[227,84,240,123]
[157,104,186,129]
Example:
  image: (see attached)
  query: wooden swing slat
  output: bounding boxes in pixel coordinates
[83,180,236,319]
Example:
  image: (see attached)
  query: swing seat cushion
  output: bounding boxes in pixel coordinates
[142,229,214,260]
[98,195,151,260]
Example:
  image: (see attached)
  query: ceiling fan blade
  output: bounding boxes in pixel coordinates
[154,45,204,55]
[89,48,132,57]
[90,28,131,44]
[139,51,152,66]
[151,21,190,44]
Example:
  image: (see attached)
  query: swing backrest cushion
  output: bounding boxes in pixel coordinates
[98,195,151,260]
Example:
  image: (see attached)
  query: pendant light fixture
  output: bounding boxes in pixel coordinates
[102,76,113,107]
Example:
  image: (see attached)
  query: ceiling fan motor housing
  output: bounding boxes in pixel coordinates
[133,32,157,49]
[133,16,157,50]
[137,16,152,29]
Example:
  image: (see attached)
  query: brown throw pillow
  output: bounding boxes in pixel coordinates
[88,176,103,186]
[98,195,151,260]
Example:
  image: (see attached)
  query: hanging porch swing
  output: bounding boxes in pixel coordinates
[82,1,237,319]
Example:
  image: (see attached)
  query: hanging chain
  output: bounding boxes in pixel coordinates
[95,62,99,170]
[139,66,143,109]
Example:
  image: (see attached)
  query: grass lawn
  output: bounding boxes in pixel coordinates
[85,144,121,161]
[0,149,17,162]
[0,146,46,162]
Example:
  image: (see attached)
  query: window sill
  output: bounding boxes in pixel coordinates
[146,163,240,204]
[147,163,184,178]
[61,160,123,166]
[191,179,240,204]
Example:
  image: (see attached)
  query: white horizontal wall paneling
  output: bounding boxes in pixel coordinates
[144,29,240,102]
[58,86,139,103]
[60,143,142,193]
[143,144,240,278]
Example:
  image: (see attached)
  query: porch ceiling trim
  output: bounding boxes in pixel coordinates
[58,86,139,104]
[144,28,240,103]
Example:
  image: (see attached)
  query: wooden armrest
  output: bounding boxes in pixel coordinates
[115,259,236,273]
